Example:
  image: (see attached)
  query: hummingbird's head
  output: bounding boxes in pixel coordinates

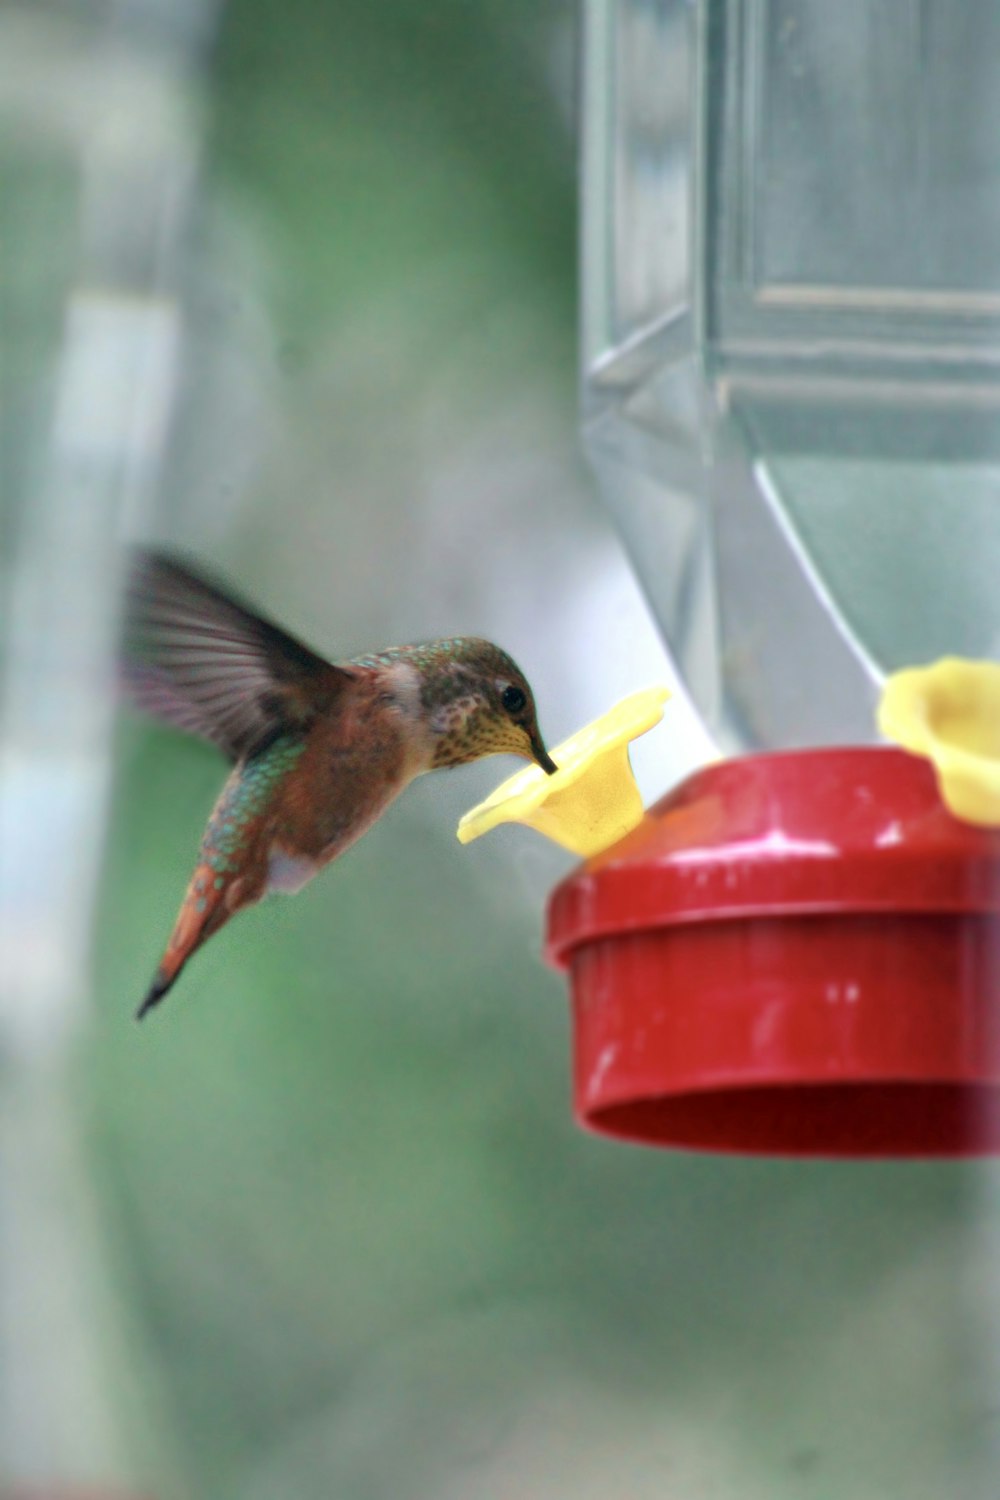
[390,638,557,775]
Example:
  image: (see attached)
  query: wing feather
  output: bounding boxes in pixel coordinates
[123,551,356,760]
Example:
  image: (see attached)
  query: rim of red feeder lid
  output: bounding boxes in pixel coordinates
[544,745,1000,1158]
[546,744,1000,969]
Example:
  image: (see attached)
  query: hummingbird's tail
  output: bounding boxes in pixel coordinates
[137,968,174,1020]
[137,861,251,1020]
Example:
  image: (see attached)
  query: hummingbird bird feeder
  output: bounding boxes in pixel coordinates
[527,0,1000,1157]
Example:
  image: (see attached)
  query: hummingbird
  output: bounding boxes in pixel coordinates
[123,551,557,1019]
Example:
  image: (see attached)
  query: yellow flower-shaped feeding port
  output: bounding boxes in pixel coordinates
[878,657,1000,826]
[458,685,670,857]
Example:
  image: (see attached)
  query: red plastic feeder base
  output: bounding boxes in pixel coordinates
[546,747,1000,1157]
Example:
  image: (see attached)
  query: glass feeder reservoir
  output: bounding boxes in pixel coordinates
[582,0,1000,751]
[543,0,1000,1156]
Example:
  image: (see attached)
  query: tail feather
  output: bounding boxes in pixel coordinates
[136,967,176,1021]
[137,862,246,1020]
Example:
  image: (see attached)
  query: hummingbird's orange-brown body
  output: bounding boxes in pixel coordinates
[125,553,555,1017]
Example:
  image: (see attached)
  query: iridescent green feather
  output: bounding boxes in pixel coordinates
[201,735,307,873]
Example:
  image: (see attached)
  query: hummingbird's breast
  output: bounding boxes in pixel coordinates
[263,666,429,888]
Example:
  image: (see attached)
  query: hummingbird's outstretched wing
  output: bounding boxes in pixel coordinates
[123,551,357,760]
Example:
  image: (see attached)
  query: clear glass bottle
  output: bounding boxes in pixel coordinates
[583,0,1000,751]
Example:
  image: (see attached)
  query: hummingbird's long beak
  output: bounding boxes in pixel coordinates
[531,730,558,776]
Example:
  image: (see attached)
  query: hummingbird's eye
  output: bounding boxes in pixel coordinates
[501,684,527,716]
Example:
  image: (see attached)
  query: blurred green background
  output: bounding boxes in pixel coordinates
[1,0,991,1496]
